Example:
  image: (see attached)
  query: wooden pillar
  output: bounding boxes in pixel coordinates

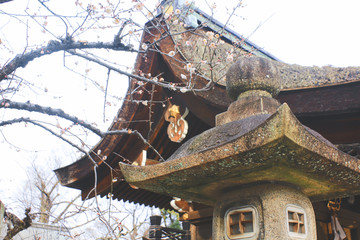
[182,220,191,240]
[149,215,162,240]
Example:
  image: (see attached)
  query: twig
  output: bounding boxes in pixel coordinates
[68,50,210,93]
[38,0,69,35]
[106,129,165,162]
[0,40,136,81]
[0,99,103,137]
[0,117,87,153]
[103,69,111,122]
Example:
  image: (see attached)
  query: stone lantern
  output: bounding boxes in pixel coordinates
[120,56,360,239]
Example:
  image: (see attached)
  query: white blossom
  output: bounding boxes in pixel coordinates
[206,31,214,40]
[164,13,171,19]
[209,42,216,48]
[168,50,175,57]
[135,3,144,11]
[185,63,195,73]
[226,54,234,62]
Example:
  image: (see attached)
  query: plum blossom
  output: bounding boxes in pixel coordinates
[141,43,148,50]
[135,3,144,11]
[164,13,171,19]
[209,42,216,49]
[170,84,176,91]
[226,54,234,62]
[206,31,214,40]
[185,62,195,73]
[104,7,112,14]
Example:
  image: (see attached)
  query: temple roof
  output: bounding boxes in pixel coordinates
[55,9,360,209]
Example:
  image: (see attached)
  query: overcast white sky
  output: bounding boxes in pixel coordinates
[0,0,359,213]
[232,0,360,67]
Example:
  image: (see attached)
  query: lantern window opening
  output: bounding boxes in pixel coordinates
[225,206,257,239]
[286,205,307,238]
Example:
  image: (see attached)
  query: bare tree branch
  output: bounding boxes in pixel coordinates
[52,193,81,224]
[0,0,12,4]
[0,99,103,136]
[38,0,69,36]
[0,40,137,81]
[68,49,211,92]
[0,110,164,161]
[0,117,87,153]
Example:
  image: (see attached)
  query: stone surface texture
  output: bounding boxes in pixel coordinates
[226,56,281,99]
[216,94,280,126]
[120,56,360,206]
[119,55,360,240]
[213,183,316,240]
[276,62,360,89]
[119,104,360,206]
[170,20,360,90]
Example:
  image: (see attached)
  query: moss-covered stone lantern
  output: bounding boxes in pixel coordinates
[120,56,360,239]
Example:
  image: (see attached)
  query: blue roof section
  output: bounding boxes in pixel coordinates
[191,7,281,62]
[155,1,280,61]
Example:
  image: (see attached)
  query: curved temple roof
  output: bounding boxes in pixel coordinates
[55,8,360,209]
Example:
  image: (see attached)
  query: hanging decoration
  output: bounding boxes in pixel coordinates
[165,104,189,143]
[327,199,346,240]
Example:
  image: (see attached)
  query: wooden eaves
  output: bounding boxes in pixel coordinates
[54,10,360,210]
